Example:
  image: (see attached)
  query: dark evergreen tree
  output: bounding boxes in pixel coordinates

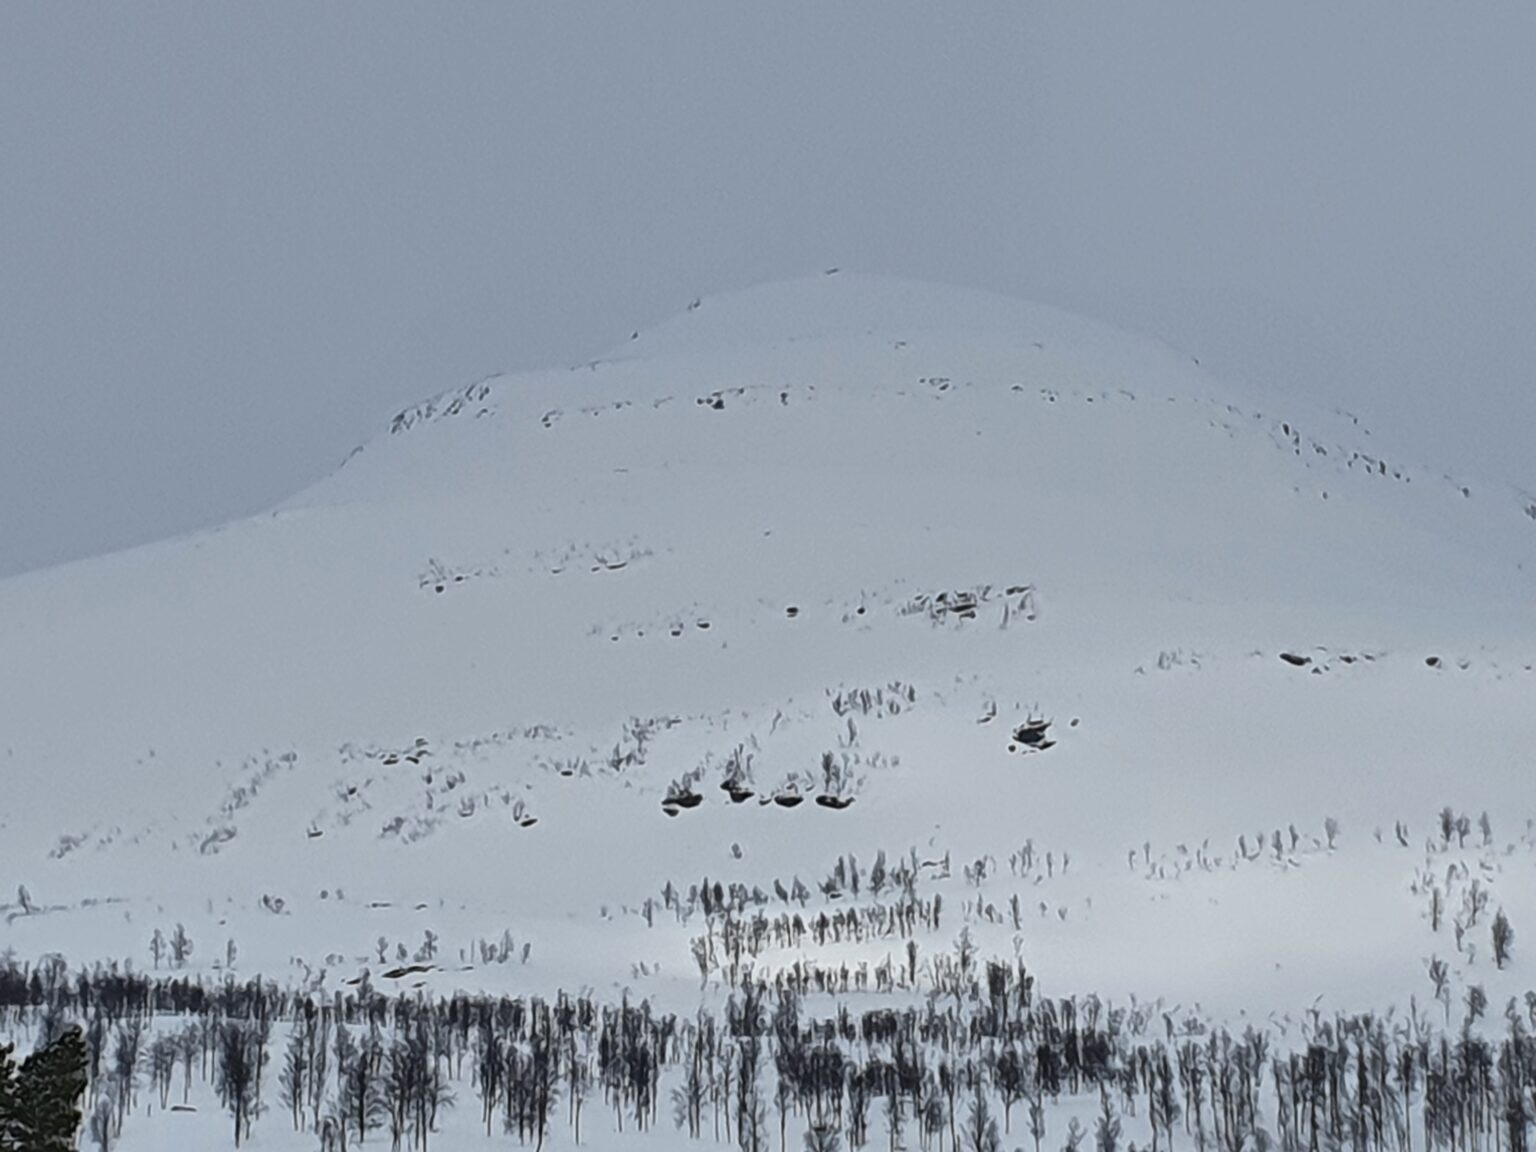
[1,1024,89,1152]
[0,1043,14,1149]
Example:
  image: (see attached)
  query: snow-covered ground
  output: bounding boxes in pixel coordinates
[3,274,1535,1149]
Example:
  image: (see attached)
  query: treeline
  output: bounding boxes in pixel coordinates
[3,953,1536,1151]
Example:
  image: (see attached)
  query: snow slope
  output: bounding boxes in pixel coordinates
[3,272,1536,1028]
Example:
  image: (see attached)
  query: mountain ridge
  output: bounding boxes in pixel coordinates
[3,274,1534,1029]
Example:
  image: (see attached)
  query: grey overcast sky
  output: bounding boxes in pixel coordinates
[2,3,1533,576]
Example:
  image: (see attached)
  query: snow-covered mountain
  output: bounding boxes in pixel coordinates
[4,272,1535,1021]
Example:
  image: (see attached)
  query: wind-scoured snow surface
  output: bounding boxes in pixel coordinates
[3,276,1536,1144]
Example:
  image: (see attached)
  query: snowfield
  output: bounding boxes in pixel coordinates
[3,275,1536,1150]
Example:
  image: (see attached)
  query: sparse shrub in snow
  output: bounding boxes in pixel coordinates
[1494,909,1515,969]
[962,1084,1003,1152]
[819,751,855,797]
[1093,1089,1121,1152]
[899,583,1036,629]
[148,929,166,970]
[1467,983,1488,1022]
[170,923,193,969]
[666,766,707,803]
[828,681,917,719]
[720,744,756,792]
[47,833,88,860]
[1427,955,1452,1020]
[414,930,438,963]
[198,826,237,856]
[1139,648,1203,673]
